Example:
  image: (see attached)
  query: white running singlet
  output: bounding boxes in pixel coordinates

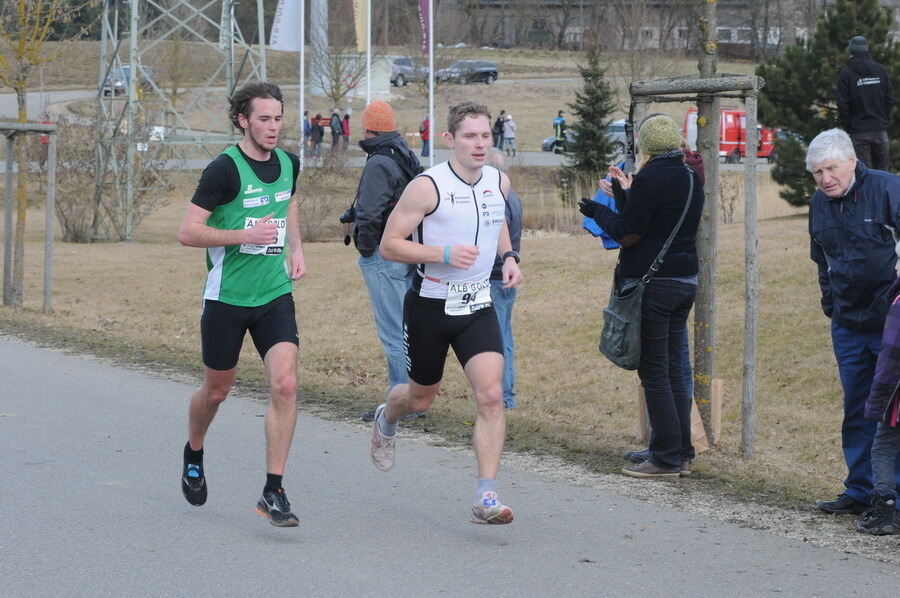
[413,161,506,300]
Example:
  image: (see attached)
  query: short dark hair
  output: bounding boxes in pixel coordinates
[228,81,284,130]
[447,101,491,136]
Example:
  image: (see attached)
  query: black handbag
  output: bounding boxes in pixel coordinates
[599,167,695,370]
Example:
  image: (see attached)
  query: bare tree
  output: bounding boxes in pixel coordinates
[0,0,92,306]
[308,47,370,108]
[604,0,686,110]
[549,0,581,50]
[749,0,790,59]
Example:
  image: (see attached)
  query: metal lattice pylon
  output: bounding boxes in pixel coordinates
[94,0,267,241]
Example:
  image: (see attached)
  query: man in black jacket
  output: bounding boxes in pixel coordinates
[351,100,423,422]
[836,36,895,171]
[808,128,900,515]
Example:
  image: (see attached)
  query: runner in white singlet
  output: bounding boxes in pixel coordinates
[368,102,524,525]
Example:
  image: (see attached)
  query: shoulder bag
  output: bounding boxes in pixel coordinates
[599,166,695,370]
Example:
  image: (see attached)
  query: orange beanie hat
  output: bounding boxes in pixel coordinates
[362,100,396,133]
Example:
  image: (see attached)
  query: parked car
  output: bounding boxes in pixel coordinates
[102,66,155,96]
[389,56,428,87]
[436,60,498,85]
[683,107,777,163]
[541,119,627,155]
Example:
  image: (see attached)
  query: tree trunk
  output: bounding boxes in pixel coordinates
[694,0,718,443]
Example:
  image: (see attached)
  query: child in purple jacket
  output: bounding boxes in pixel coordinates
[859,275,900,534]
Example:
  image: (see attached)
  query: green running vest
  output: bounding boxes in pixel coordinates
[203,146,294,307]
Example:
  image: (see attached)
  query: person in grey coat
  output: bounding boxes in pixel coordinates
[351,100,423,422]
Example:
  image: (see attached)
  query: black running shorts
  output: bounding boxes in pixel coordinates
[200,293,299,371]
[403,289,503,386]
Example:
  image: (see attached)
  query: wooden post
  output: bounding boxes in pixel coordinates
[44,132,57,313]
[3,134,13,306]
[741,92,760,457]
[633,99,649,142]
[1,122,57,309]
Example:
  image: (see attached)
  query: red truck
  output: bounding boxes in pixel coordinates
[683,107,777,163]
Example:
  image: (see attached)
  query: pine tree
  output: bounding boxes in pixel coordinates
[757,0,900,206]
[563,46,617,188]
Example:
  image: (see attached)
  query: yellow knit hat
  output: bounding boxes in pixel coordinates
[362,100,396,133]
[637,115,682,155]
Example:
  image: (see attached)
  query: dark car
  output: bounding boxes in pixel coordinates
[541,119,627,154]
[436,60,498,85]
[389,56,428,87]
[102,65,156,96]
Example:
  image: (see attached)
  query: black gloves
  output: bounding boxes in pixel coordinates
[578,197,603,220]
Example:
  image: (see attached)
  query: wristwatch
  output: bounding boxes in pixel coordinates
[502,250,520,264]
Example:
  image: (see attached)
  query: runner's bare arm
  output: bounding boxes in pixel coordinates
[286,195,306,280]
[178,203,278,248]
[380,177,479,268]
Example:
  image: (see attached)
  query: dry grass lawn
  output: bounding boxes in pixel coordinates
[0,174,844,509]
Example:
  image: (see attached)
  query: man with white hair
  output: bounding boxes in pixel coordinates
[808,128,900,515]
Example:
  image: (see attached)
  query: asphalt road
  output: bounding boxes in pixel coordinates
[1,336,897,597]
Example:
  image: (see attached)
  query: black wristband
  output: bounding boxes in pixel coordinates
[502,250,520,264]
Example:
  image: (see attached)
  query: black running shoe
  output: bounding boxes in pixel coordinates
[181,462,207,506]
[256,488,299,527]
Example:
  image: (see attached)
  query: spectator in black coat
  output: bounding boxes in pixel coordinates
[836,36,895,171]
[579,115,705,479]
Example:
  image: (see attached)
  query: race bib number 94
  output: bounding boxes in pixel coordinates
[239,217,287,255]
[445,279,492,316]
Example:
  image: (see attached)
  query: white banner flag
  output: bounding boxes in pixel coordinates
[270,0,302,52]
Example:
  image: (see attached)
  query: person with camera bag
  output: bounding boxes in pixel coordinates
[349,100,423,423]
[578,114,704,479]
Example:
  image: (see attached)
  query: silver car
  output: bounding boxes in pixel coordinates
[541,119,628,154]
[389,56,428,87]
[102,65,156,96]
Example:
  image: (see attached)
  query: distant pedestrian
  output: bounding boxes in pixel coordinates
[419,115,430,157]
[310,113,324,157]
[330,109,342,152]
[342,113,351,151]
[837,36,895,171]
[503,114,517,157]
[553,110,565,141]
[492,109,506,150]
[303,110,311,156]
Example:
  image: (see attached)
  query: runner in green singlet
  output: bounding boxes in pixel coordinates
[177,81,306,527]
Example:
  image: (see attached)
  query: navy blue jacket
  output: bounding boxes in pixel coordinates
[809,161,900,332]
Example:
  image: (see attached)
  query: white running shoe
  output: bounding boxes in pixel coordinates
[370,403,396,472]
[471,491,514,524]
